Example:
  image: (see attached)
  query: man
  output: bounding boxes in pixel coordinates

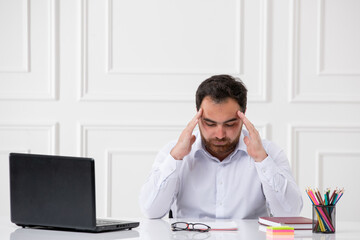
[139,75,303,219]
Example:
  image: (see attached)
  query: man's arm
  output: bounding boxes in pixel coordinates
[255,142,303,216]
[139,142,182,218]
[238,111,303,216]
[139,109,203,218]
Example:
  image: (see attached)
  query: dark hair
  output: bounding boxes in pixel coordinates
[195,74,247,112]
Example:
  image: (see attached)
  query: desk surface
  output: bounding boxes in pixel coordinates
[1,217,360,240]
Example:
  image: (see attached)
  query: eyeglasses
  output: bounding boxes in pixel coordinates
[171,222,211,232]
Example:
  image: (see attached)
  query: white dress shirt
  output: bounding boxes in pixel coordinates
[139,129,303,219]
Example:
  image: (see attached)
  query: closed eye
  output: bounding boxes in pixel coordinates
[205,122,216,127]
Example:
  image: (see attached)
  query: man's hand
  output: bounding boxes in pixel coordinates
[238,111,268,162]
[170,109,203,160]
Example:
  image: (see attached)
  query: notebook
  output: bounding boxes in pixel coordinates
[9,153,139,233]
[258,216,312,230]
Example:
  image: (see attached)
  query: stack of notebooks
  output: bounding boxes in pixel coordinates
[258,217,313,236]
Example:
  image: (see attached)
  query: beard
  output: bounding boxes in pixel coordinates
[199,130,241,160]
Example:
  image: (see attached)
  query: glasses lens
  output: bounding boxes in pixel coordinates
[193,223,210,232]
[173,222,188,230]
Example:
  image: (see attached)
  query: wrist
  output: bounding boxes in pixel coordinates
[254,151,268,162]
[170,148,184,160]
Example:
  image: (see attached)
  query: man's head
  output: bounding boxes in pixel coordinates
[195,74,247,113]
[195,75,248,161]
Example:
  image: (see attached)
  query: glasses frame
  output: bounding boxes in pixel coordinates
[171,222,211,232]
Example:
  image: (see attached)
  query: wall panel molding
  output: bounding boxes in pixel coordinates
[106,0,243,75]
[289,124,360,183]
[316,0,360,76]
[315,151,360,190]
[288,0,360,103]
[79,0,269,102]
[0,0,30,73]
[0,0,58,100]
[0,123,59,154]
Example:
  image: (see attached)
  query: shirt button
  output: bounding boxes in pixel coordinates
[262,169,266,173]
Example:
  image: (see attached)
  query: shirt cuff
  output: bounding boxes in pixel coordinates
[254,156,281,190]
[158,154,183,185]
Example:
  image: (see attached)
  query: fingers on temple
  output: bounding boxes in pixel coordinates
[238,111,257,137]
[187,108,203,131]
[195,108,203,119]
[238,111,251,128]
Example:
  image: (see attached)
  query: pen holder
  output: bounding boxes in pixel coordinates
[312,205,335,233]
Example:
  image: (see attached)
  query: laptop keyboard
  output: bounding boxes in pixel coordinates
[96,219,124,226]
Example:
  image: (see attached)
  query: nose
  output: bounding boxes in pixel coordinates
[215,125,226,139]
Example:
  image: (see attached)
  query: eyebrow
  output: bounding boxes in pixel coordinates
[203,118,238,124]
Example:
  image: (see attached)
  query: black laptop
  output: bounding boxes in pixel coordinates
[9,153,139,233]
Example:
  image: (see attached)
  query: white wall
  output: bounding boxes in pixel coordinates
[0,0,359,221]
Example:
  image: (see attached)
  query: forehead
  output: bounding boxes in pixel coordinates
[200,96,240,122]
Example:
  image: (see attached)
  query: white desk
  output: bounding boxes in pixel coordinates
[1,217,360,240]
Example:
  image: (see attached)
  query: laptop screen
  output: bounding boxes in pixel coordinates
[10,153,97,230]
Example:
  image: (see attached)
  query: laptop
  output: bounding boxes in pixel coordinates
[9,153,140,233]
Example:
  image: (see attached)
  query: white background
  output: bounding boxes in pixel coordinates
[0,0,359,221]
